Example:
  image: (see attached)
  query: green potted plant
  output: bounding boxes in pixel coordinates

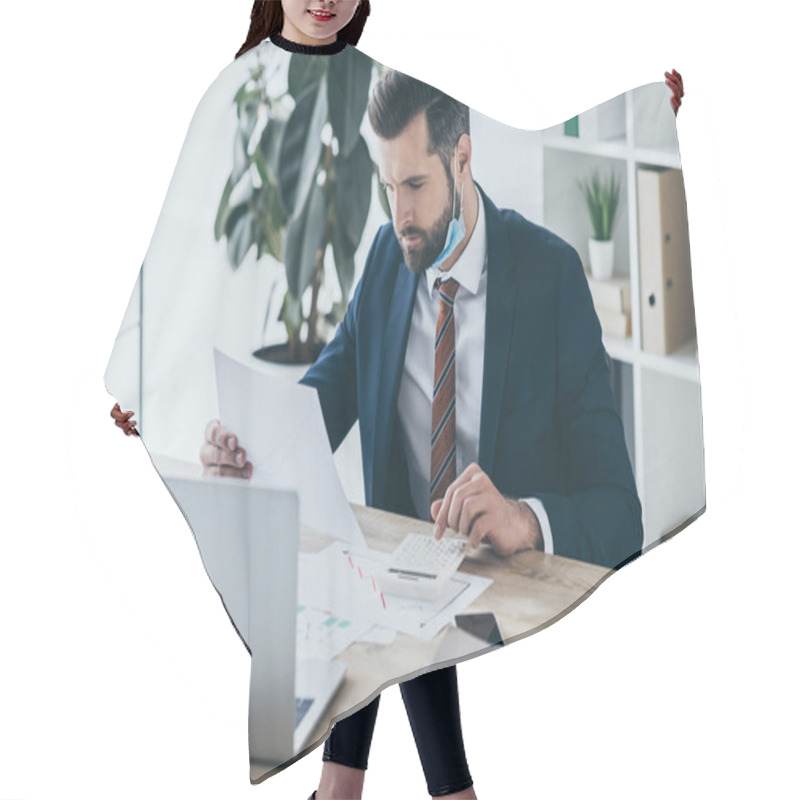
[577,167,621,279]
[215,49,389,365]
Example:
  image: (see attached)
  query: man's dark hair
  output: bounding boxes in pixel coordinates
[368,71,470,184]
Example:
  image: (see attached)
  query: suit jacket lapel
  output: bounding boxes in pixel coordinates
[372,258,419,506]
[478,186,518,478]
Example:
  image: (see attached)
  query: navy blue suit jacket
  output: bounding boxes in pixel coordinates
[300,181,643,569]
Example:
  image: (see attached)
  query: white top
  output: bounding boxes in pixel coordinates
[397,186,554,554]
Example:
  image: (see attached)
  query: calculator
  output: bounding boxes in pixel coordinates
[376,533,470,600]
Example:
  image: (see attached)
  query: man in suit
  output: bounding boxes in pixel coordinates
[200,70,642,800]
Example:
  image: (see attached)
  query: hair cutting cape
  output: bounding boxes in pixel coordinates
[104,37,704,783]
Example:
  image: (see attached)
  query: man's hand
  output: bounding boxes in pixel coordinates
[200,419,252,479]
[665,68,684,116]
[429,462,543,556]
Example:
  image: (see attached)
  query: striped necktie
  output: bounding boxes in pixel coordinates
[430,276,461,504]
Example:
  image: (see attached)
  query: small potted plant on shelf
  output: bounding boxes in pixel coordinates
[578,168,621,280]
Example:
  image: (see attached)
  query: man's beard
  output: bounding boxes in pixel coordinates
[397,176,460,275]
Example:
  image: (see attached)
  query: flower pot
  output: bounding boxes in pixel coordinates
[250,353,310,384]
[252,339,326,371]
[588,238,615,280]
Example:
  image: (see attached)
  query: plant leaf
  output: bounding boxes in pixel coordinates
[283,180,327,299]
[334,134,373,248]
[259,114,287,189]
[214,175,234,241]
[226,205,256,269]
[288,53,328,98]
[328,48,373,159]
[331,212,356,305]
[256,179,287,262]
[278,80,328,218]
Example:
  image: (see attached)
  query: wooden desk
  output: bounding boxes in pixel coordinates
[253,502,611,783]
[148,454,611,782]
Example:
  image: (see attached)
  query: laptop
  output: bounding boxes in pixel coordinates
[161,471,346,768]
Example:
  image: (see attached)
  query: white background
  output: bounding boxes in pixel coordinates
[1,1,797,798]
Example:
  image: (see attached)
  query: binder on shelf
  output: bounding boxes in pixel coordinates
[636,166,696,355]
[564,115,579,137]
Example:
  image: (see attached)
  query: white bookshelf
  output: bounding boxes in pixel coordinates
[535,81,706,549]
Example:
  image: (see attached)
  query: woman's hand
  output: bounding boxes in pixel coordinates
[110,403,139,436]
[665,68,684,116]
[200,419,252,479]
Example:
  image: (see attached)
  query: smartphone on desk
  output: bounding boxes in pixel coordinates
[455,612,505,647]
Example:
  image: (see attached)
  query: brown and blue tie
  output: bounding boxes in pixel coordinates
[430,276,461,504]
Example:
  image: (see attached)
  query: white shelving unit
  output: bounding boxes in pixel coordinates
[535,82,705,549]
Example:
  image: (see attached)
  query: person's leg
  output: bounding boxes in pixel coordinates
[313,762,365,800]
[400,664,475,798]
[316,694,381,800]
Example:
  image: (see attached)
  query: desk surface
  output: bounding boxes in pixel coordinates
[148,455,611,782]
[296,503,611,744]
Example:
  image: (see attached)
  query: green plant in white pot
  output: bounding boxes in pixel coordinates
[578,168,621,279]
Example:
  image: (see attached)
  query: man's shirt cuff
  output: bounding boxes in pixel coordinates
[522,497,554,554]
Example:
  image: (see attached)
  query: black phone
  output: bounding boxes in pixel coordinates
[455,612,505,647]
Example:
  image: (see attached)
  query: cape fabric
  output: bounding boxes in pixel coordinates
[104,35,704,783]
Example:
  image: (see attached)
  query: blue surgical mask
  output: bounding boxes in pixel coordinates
[430,149,466,272]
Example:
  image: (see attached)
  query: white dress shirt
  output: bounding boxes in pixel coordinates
[397,186,554,554]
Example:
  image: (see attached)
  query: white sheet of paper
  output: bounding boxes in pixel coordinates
[296,545,391,658]
[295,603,375,661]
[334,543,494,640]
[382,571,493,640]
[298,547,388,626]
[298,541,491,654]
[356,625,398,646]
[214,347,365,547]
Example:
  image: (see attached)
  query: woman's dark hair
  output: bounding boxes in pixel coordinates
[368,71,470,184]
[236,0,371,59]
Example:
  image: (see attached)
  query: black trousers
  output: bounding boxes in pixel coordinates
[322,663,473,797]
